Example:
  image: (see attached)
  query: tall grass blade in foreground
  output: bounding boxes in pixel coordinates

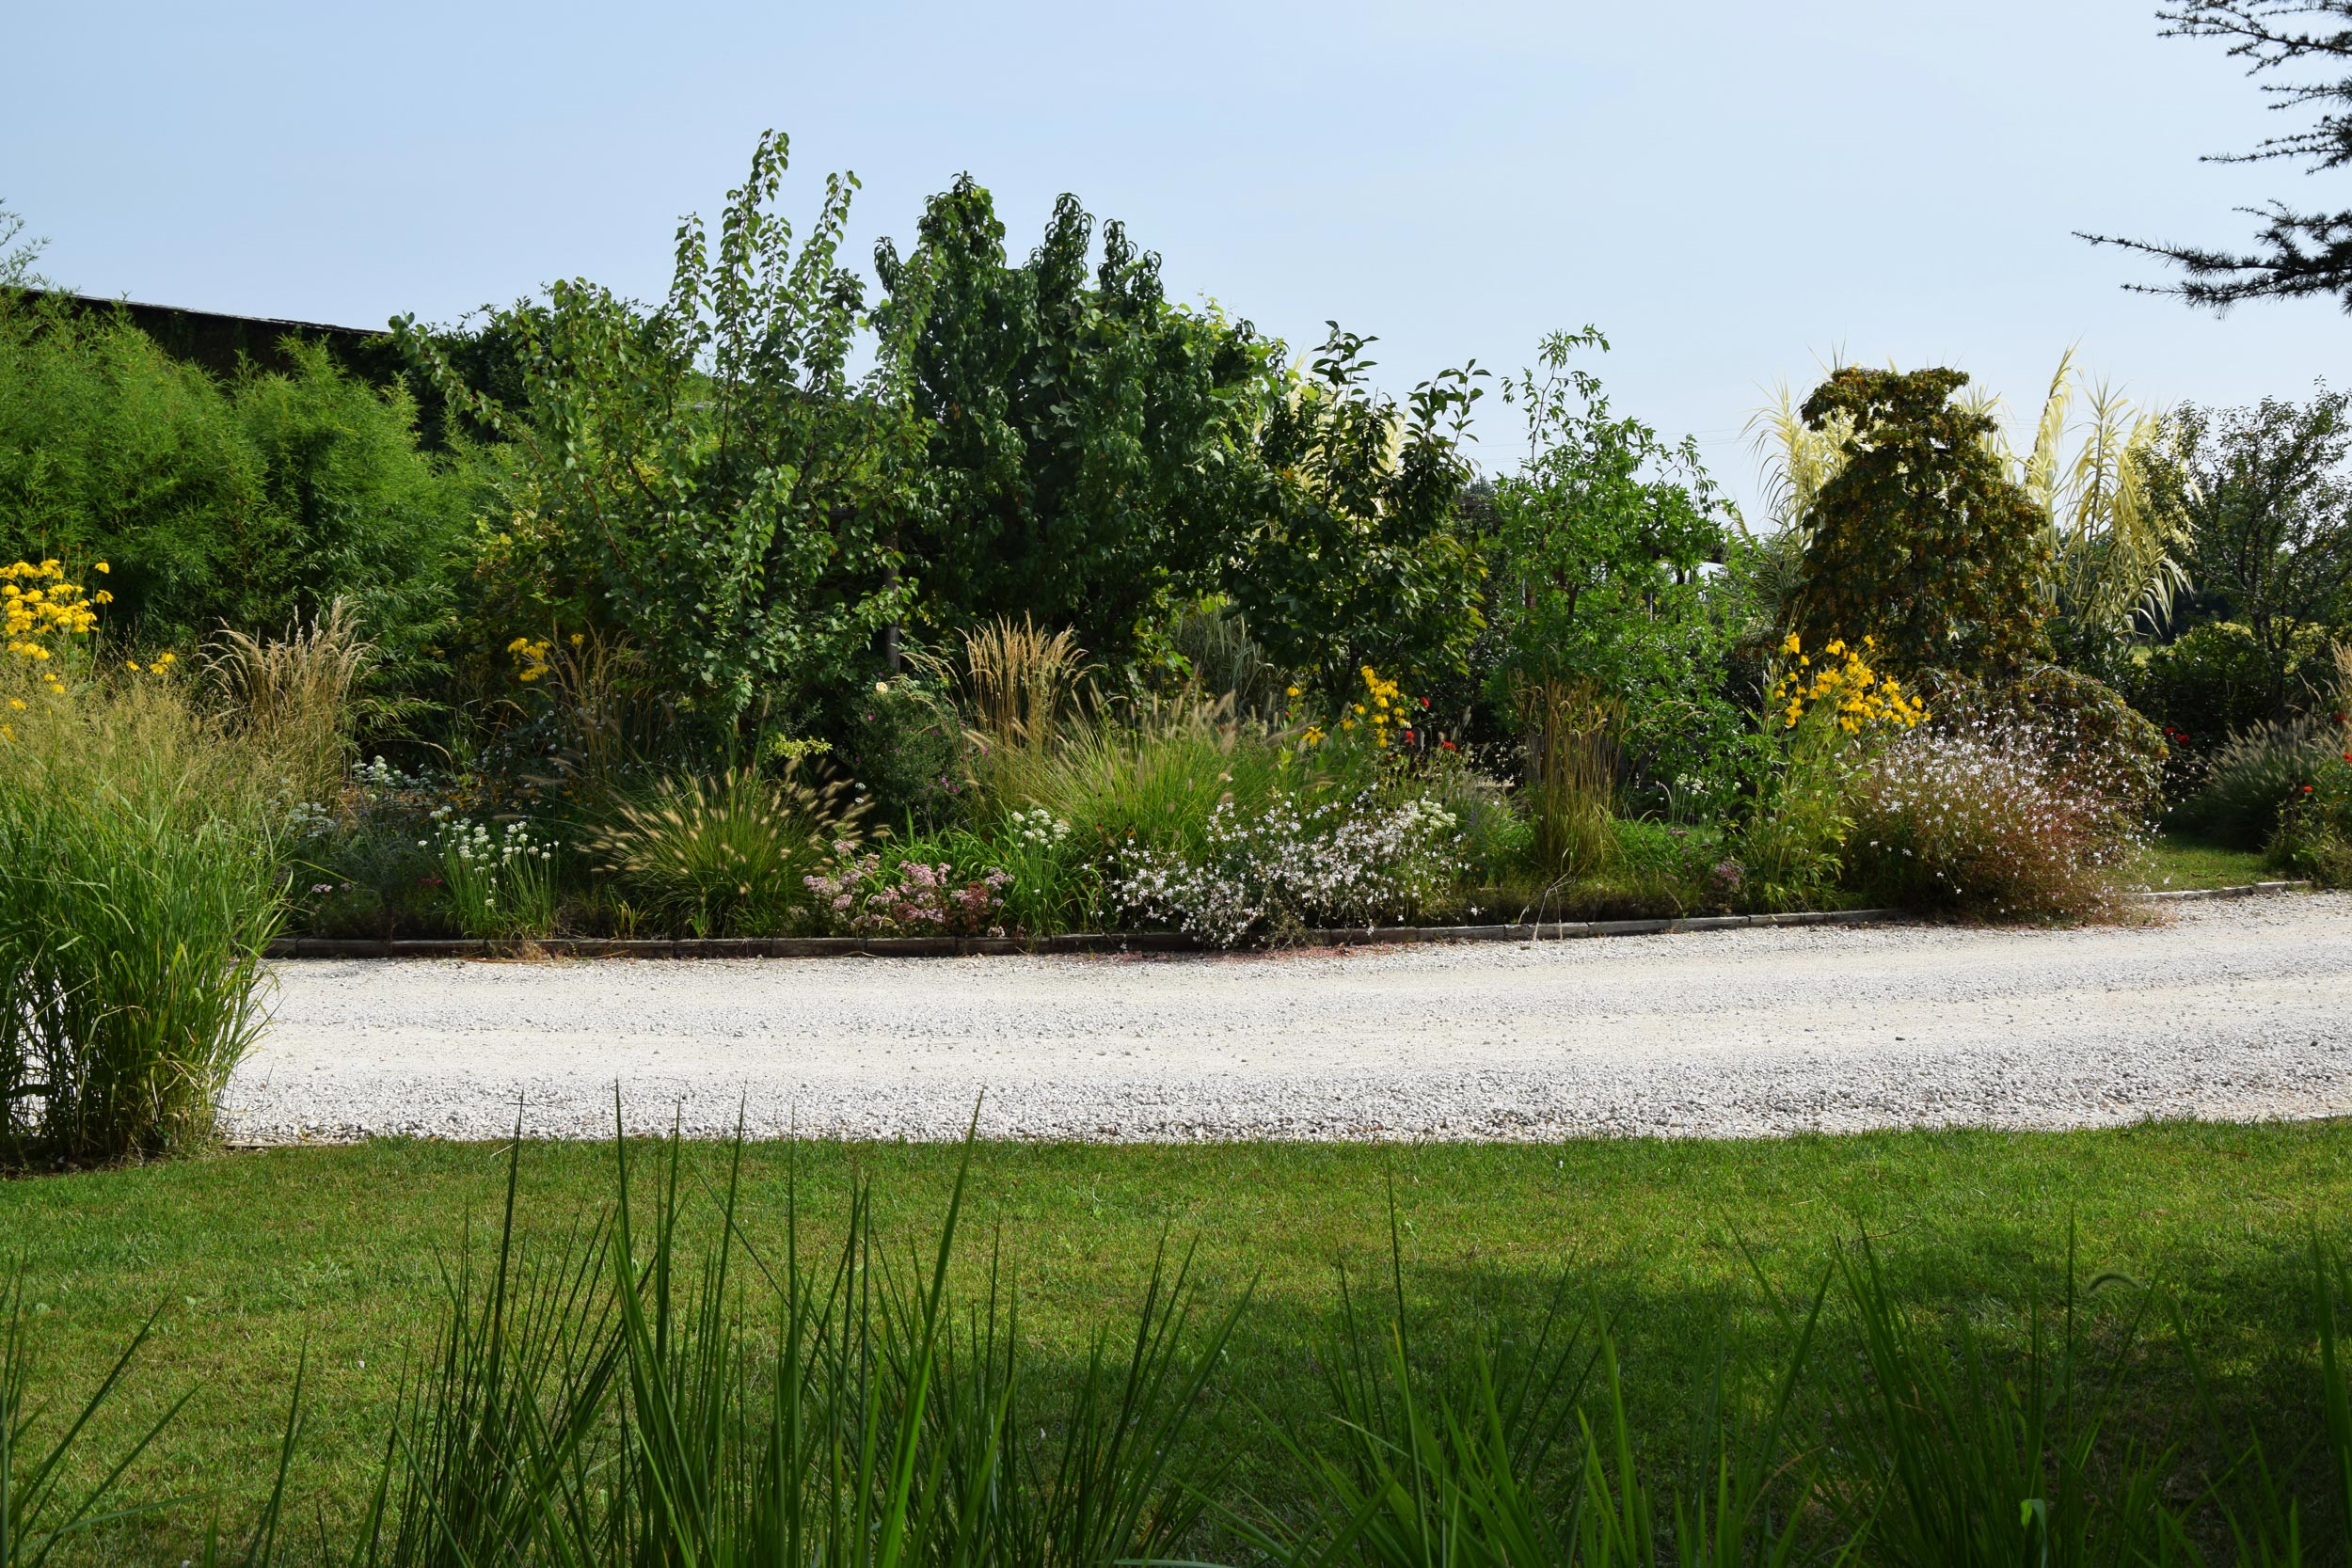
[0,1272,190,1568]
[1809,1227,2167,1568]
[359,1104,1244,1566]
[1244,1193,1836,1568]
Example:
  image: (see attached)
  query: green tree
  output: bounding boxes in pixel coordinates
[2148,387,2352,714]
[1228,325,1486,699]
[399,131,921,735]
[1486,327,1740,812]
[2083,0,2352,310]
[1789,366,2052,677]
[1486,327,1726,693]
[0,198,43,290]
[872,179,1273,667]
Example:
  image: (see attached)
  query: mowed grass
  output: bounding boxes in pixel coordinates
[2149,832,2278,889]
[8,1121,2352,1558]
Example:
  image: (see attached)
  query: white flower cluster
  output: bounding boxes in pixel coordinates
[355,755,426,793]
[1114,790,1462,947]
[439,817,555,868]
[280,797,336,839]
[1851,715,2142,917]
[1009,808,1071,847]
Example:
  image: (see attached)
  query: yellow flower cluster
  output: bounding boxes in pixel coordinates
[1773,633,1925,734]
[1348,665,1411,748]
[507,636,553,683]
[1294,665,1420,750]
[5,560,110,701]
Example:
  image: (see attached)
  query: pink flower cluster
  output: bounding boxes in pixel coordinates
[805,849,1009,937]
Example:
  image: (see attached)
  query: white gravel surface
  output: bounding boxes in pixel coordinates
[223,892,2352,1145]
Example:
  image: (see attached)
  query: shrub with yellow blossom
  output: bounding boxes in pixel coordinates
[1291,664,1423,753]
[1771,633,1926,735]
[5,559,107,700]
[507,636,554,683]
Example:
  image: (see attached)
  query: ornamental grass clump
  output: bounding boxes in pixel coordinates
[589,763,866,937]
[978,694,1308,861]
[2169,714,2343,849]
[0,634,281,1166]
[203,596,372,803]
[948,613,1095,752]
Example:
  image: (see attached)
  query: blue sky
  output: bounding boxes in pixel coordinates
[5,0,2342,512]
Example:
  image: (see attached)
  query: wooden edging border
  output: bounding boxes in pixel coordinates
[2145,880,2309,902]
[260,882,2315,960]
[265,906,1907,960]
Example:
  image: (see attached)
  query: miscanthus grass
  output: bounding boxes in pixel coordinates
[0,664,283,1168]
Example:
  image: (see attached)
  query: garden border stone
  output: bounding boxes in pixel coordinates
[259,880,2313,960]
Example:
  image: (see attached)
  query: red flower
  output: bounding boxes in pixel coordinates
[2305,784,2317,793]
[1438,739,1457,752]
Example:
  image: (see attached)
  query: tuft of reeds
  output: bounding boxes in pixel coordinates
[18,1123,2352,1567]
[345,1110,1247,1568]
[1,1271,190,1567]
[204,597,373,803]
[588,763,867,938]
[940,616,1094,753]
[1517,677,1621,880]
[1168,603,1284,721]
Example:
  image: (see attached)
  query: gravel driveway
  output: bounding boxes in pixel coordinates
[224,892,2352,1144]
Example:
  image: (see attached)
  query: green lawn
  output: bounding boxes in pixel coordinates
[9,1123,2352,1559]
[2148,832,2277,890]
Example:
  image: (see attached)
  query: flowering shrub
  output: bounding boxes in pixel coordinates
[281,755,452,938]
[985,807,1090,932]
[2269,740,2352,887]
[1113,789,1462,946]
[1772,634,1925,733]
[1738,634,1920,911]
[1292,664,1427,752]
[1918,664,2167,836]
[804,847,1009,936]
[3,559,110,719]
[1846,716,2144,920]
